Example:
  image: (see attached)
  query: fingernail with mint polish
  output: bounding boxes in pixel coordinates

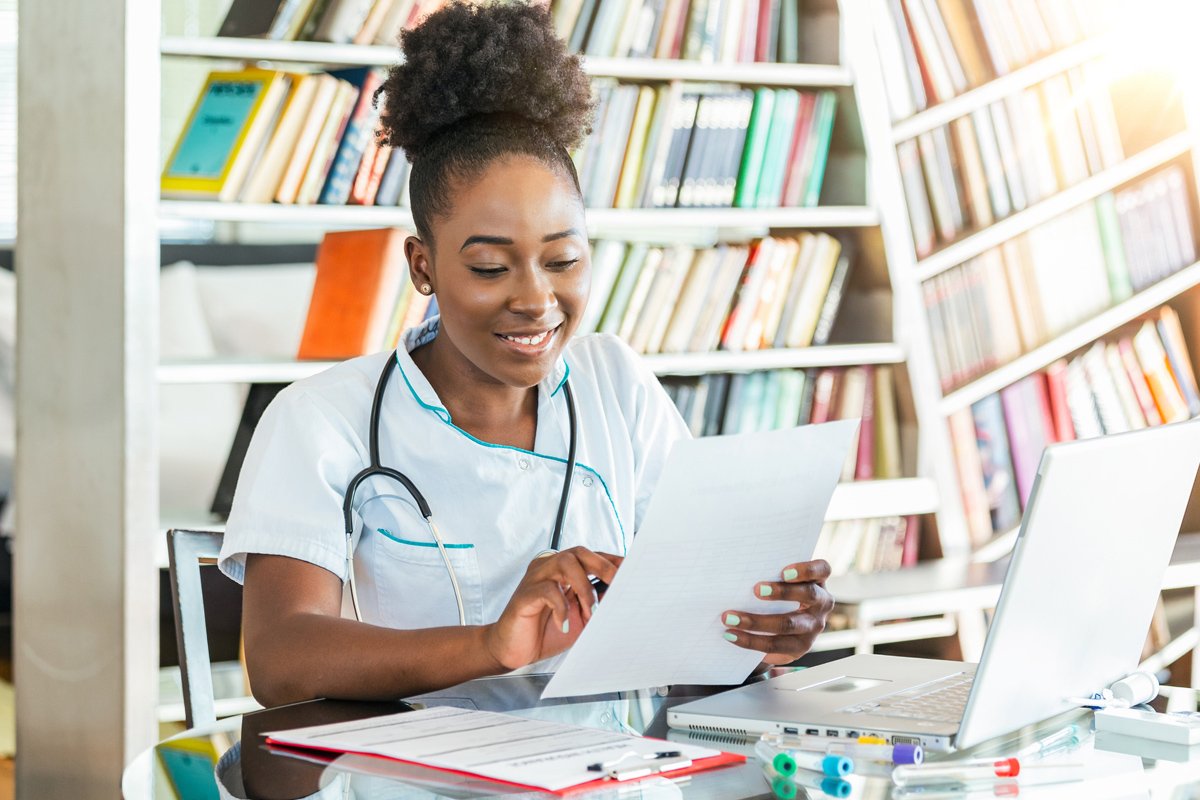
[783,568,799,581]
[723,632,738,642]
[724,613,741,627]
[592,603,598,615]
[562,620,570,634]
[759,584,773,597]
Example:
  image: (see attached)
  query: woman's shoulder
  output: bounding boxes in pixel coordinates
[565,332,650,384]
[563,333,665,415]
[268,350,397,426]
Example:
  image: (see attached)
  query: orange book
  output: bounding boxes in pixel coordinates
[1132,320,1190,423]
[298,228,411,359]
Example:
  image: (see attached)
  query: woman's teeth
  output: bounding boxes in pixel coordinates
[502,330,550,346]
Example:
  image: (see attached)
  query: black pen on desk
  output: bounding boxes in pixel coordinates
[586,750,682,771]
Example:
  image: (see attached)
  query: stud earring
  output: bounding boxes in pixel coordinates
[420,283,432,295]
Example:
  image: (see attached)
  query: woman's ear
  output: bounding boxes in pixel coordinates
[405,235,434,295]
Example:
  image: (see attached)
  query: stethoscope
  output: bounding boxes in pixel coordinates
[342,353,578,625]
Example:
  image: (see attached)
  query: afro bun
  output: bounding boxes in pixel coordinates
[377,1,594,158]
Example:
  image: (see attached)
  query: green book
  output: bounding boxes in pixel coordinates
[1095,192,1133,303]
[775,369,807,429]
[759,371,785,431]
[297,0,333,40]
[801,91,838,208]
[755,89,800,208]
[736,371,769,433]
[598,243,649,335]
[777,0,800,63]
[733,88,776,208]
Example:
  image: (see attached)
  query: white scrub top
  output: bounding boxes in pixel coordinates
[219,317,690,634]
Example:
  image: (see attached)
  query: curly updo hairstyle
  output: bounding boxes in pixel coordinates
[376,1,595,245]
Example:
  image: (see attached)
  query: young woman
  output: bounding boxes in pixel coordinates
[219,0,834,706]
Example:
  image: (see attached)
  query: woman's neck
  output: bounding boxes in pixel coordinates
[410,334,538,450]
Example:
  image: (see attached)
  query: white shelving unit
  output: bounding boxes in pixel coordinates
[158,343,906,384]
[851,0,1200,595]
[159,198,881,231]
[161,35,855,87]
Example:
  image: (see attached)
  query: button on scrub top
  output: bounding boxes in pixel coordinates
[219,317,690,639]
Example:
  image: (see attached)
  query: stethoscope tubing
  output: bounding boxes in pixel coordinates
[341,353,578,624]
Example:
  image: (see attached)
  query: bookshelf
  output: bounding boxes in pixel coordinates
[851,0,1200,685]
[150,0,1200,666]
[156,0,971,564]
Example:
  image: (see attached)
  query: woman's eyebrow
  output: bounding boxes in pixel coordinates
[459,228,582,252]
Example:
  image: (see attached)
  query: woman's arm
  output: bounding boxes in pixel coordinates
[242,546,621,705]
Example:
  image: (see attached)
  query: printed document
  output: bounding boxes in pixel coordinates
[543,419,859,698]
[264,705,723,791]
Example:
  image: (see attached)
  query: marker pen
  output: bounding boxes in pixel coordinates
[892,758,1020,787]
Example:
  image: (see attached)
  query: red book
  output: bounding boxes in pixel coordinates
[855,364,876,480]
[1043,360,1076,442]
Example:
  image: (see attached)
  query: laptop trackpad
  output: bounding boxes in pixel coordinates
[781,676,893,693]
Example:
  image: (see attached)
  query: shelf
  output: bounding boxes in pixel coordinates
[158,359,334,384]
[155,478,938,568]
[810,617,958,652]
[939,259,1200,414]
[824,478,940,521]
[643,343,905,375]
[891,35,1111,143]
[158,200,879,231]
[970,526,1020,564]
[159,36,854,87]
[915,132,1193,282]
[159,344,906,384]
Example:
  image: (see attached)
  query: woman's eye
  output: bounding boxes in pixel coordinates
[469,266,507,276]
[547,259,580,270]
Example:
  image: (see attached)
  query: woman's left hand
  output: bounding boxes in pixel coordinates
[720,560,834,666]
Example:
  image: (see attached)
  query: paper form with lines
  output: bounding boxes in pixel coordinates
[542,419,858,699]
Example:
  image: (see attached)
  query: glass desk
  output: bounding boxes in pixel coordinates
[123,676,1200,799]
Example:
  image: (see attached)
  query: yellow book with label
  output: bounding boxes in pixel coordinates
[161,69,290,202]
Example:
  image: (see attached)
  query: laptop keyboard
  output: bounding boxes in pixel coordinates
[839,673,974,723]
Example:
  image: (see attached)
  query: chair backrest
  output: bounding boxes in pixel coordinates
[166,528,224,729]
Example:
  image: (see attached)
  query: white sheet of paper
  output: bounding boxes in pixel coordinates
[264,705,720,792]
[542,419,859,698]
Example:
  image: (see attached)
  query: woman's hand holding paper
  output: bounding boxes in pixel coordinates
[720,559,834,665]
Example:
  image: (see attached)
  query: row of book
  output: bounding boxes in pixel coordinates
[578,84,836,210]
[551,0,808,63]
[923,166,1197,393]
[581,232,850,353]
[161,66,836,211]
[900,63,1126,256]
[218,0,442,46]
[217,0,819,66]
[659,364,903,482]
[298,228,851,359]
[949,306,1200,545]
[161,67,410,207]
[814,516,919,575]
[873,0,1119,121]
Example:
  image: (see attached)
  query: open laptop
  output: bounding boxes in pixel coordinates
[668,421,1200,751]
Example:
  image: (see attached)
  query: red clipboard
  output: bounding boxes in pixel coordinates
[265,737,746,795]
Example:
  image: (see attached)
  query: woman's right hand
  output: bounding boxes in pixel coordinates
[483,546,623,671]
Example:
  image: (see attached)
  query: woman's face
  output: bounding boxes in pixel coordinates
[412,155,591,390]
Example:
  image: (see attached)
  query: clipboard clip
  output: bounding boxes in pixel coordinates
[587,750,693,781]
[606,757,693,781]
